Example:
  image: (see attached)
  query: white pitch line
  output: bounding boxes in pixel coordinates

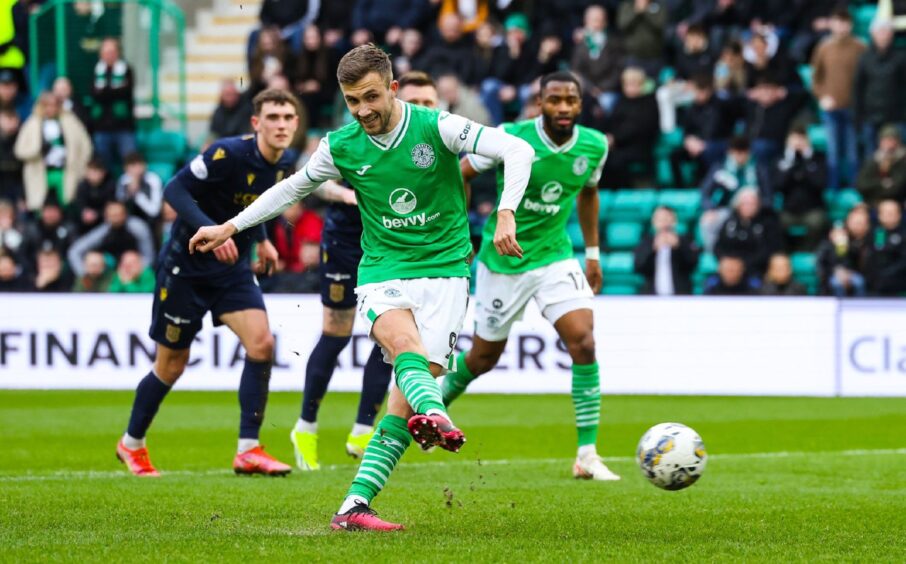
[1,448,903,483]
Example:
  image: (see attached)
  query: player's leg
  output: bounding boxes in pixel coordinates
[116,344,190,476]
[292,306,356,470]
[219,307,291,476]
[441,336,507,406]
[346,344,393,458]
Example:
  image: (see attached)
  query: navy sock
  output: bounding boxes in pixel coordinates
[126,371,171,439]
[300,334,351,422]
[355,344,393,426]
[239,358,272,439]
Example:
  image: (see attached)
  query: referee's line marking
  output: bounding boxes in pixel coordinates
[1,448,904,482]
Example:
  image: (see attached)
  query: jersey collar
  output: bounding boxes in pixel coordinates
[366,100,411,151]
[534,116,578,154]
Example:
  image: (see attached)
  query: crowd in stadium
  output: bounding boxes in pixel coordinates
[2,0,906,296]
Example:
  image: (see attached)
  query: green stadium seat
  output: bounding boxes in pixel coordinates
[606,189,658,222]
[602,252,644,294]
[137,130,188,166]
[850,5,876,41]
[601,284,639,295]
[147,162,175,182]
[791,253,817,276]
[826,188,863,222]
[605,221,643,251]
[657,189,701,223]
[567,220,585,250]
[598,189,616,220]
[808,124,827,153]
[797,65,812,91]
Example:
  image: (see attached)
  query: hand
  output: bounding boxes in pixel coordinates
[341,189,358,206]
[385,26,402,45]
[663,232,679,248]
[212,238,239,265]
[585,258,603,293]
[81,208,98,224]
[189,223,238,254]
[635,0,650,12]
[539,36,562,60]
[254,239,279,275]
[499,85,517,103]
[493,210,523,258]
[684,136,705,155]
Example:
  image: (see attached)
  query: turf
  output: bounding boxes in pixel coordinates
[1,391,904,562]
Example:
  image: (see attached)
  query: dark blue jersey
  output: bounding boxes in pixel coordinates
[323,201,363,242]
[161,135,297,280]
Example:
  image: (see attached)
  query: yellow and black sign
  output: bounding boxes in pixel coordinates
[159,288,168,302]
[329,283,345,303]
[212,147,226,161]
[165,324,181,343]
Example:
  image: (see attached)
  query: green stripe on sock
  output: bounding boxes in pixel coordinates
[346,414,412,503]
[394,352,445,414]
[441,350,476,407]
[572,362,600,447]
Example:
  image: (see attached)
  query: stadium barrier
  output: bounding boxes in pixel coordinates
[1,295,905,396]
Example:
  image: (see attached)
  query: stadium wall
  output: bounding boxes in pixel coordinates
[1,295,905,397]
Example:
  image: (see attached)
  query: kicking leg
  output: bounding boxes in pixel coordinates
[554,308,619,481]
[116,345,189,476]
[441,336,507,406]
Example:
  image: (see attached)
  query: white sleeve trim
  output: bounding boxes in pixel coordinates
[585,150,608,188]
[470,125,534,212]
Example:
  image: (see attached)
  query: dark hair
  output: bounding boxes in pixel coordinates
[337,43,393,86]
[87,156,107,170]
[686,23,706,37]
[540,71,583,96]
[831,7,852,21]
[123,152,146,166]
[723,40,743,55]
[691,73,714,91]
[655,204,677,216]
[729,135,750,152]
[398,70,436,90]
[789,124,807,136]
[251,88,302,116]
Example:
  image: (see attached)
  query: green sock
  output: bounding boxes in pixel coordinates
[441,350,476,407]
[346,414,412,503]
[394,352,445,414]
[572,362,601,448]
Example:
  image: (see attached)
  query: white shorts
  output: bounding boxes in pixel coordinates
[474,259,594,341]
[355,277,469,371]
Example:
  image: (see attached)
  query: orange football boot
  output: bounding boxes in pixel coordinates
[116,440,161,477]
[233,446,292,476]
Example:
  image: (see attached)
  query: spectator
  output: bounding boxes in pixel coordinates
[856,125,906,208]
[617,0,667,77]
[817,205,871,297]
[714,40,747,99]
[316,0,355,49]
[72,157,116,234]
[258,0,319,52]
[775,126,829,250]
[290,25,337,128]
[0,198,23,258]
[14,93,92,213]
[697,0,753,47]
[853,19,906,163]
[571,5,624,116]
[32,248,73,292]
[89,38,136,171]
[669,75,739,188]
[703,254,760,295]
[437,0,490,34]
[745,75,807,167]
[72,249,112,292]
[107,250,154,293]
[878,0,906,38]
[271,202,323,273]
[714,187,783,277]
[633,205,700,295]
[600,66,660,188]
[760,253,807,295]
[477,14,537,124]
[21,198,75,270]
[421,13,478,86]
[785,0,836,64]
[656,23,714,133]
[437,72,492,125]
[0,68,30,121]
[866,199,906,296]
[350,0,428,45]
[699,136,772,251]
[207,79,252,145]
[115,152,163,226]
[0,107,22,205]
[52,77,91,131]
[67,200,154,277]
[810,8,866,190]
[392,28,427,77]
[249,27,290,95]
[0,251,30,291]
[743,29,798,89]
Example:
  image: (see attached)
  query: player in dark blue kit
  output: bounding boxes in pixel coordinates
[289,72,440,470]
[116,89,300,477]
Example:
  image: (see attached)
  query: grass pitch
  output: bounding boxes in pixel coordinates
[1,391,904,562]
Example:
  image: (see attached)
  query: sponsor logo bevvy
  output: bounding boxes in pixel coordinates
[522,181,564,215]
[381,187,440,229]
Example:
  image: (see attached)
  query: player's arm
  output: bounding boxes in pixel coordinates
[459,135,501,208]
[579,151,608,293]
[312,180,357,205]
[441,114,533,258]
[190,138,340,254]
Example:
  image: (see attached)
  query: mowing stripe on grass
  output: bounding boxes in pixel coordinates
[1,448,903,482]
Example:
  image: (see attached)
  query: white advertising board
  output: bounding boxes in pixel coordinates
[0,294,852,395]
[839,300,906,397]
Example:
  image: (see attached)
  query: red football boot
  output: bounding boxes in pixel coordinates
[330,502,404,532]
[116,440,161,477]
[233,446,292,476]
[407,413,466,453]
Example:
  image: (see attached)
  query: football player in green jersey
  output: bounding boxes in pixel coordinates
[189,45,535,531]
[441,71,621,482]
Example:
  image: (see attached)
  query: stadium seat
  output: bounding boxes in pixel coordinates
[808,124,827,153]
[606,189,658,222]
[602,251,644,294]
[137,130,188,166]
[797,65,812,91]
[598,189,615,221]
[850,4,876,41]
[791,252,819,294]
[605,221,644,251]
[826,188,863,222]
[147,162,176,183]
[657,189,701,223]
[567,220,585,250]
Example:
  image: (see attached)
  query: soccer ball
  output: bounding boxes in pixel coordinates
[636,422,707,490]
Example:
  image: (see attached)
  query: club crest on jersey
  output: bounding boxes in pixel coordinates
[541,181,564,203]
[573,155,588,175]
[411,143,435,168]
[329,283,345,303]
[384,287,401,298]
[165,324,181,343]
[389,188,417,214]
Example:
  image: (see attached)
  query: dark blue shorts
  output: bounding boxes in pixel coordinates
[319,234,362,309]
[148,266,266,349]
